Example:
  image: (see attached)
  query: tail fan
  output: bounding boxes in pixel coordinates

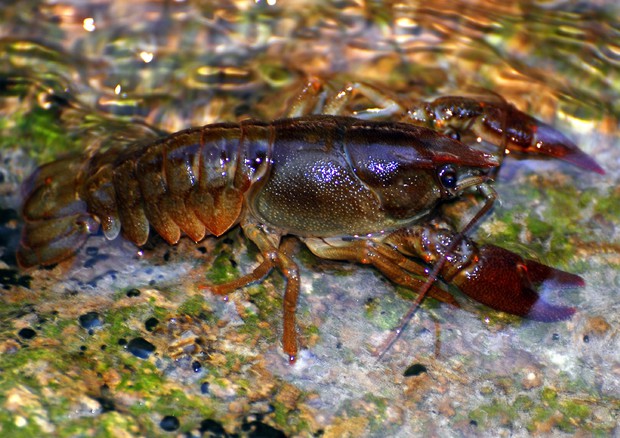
[17,156,99,268]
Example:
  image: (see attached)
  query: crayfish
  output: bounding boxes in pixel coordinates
[17,81,601,362]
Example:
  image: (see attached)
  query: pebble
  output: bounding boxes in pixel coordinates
[242,420,287,438]
[160,415,180,431]
[585,316,611,336]
[144,317,159,332]
[126,337,156,359]
[126,288,141,297]
[521,368,542,389]
[18,328,37,340]
[199,418,227,436]
[78,312,103,330]
[403,363,427,377]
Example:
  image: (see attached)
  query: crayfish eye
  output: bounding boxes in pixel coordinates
[448,131,461,142]
[438,165,458,189]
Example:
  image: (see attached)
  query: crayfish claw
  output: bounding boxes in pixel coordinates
[453,244,582,322]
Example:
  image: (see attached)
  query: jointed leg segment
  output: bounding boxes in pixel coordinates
[287,80,407,119]
[204,221,300,361]
[303,237,459,307]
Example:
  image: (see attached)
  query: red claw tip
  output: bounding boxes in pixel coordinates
[524,259,585,289]
[455,245,583,323]
[535,123,605,175]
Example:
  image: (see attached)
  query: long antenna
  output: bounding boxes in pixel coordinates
[373,183,497,362]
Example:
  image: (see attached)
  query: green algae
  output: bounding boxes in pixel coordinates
[103,305,153,342]
[0,409,49,438]
[96,412,142,437]
[363,294,408,331]
[0,304,221,435]
[116,361,165,393]
[362,393,390,430]
[0,348,65,386]
[0,106,77,164]
[305,324,320,336]
[271,401,291,428]
[513,394,535,411]
[177,294,212,318]
[478,178,602,267]
[238,284,282,342]
[205,252,241,285]
[463,383,613,434]
[468,399,517,429]
[557,400,591,431]
[151,388,216,420]
[592,186,620,222]
[38,316,76,341]
[528,389,596,433]
[541,386,558,403]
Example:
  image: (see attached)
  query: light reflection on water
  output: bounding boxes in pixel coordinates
[0,0,618,436]
[1,0,618,132]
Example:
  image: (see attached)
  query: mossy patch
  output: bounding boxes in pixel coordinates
[177,294,211,318]
[525,385,605,433]
[0,107,78,163]
[205,253,240,285]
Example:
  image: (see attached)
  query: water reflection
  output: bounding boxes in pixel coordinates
[1,1,618,131]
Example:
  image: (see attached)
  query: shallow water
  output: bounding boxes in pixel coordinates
[0,0,618,436]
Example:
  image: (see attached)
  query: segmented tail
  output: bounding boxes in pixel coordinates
[17,156,99,268]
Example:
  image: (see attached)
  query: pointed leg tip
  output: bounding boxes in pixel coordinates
[547,270,585,289]
[556,142,605,175]
[569,151,605,174]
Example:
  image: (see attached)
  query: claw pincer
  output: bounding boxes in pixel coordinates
[457,244,581,322]
[408,96,605,174]
[391,227,581,323]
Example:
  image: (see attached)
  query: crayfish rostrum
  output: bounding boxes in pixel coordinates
[17,81,601,362]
